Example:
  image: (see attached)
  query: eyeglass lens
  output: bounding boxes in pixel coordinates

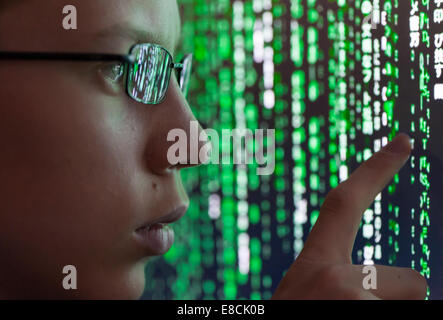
[126,44,192,105]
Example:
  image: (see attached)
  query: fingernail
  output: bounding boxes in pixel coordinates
[383,133,412,155]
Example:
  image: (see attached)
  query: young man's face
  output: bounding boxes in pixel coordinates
[0,0,202,299]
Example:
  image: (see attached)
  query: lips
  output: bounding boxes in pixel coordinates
[135,205,188,232]
[133,205,188,256]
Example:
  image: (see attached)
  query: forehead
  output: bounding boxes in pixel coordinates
[85,0,182,53]
[0,0,181,54]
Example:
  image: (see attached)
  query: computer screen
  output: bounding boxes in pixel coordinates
[142,0,443,299]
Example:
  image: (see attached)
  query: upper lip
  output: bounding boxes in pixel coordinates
[135,205,188,231]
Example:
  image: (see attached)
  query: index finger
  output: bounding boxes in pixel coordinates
[301,134,412,263]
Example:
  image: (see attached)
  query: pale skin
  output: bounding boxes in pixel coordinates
[0,1,428,299]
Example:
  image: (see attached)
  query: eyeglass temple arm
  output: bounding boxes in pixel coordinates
[0,52,136,65]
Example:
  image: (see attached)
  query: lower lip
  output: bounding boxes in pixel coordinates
[134,223,175,255]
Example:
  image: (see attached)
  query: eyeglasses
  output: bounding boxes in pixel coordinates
[0,43,193,105]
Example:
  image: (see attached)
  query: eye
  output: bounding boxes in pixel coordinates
[99,62,125,82]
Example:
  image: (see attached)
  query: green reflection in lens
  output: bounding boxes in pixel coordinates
[127,44,172,104]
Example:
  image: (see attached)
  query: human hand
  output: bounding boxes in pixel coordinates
[271,134,428,300]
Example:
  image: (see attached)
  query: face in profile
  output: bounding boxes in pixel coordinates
[0,0,203,299]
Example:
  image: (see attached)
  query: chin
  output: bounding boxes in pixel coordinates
[72,262,148,300]
[102,265,147,300]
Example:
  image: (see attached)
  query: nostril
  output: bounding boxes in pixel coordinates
[152,182,158,190]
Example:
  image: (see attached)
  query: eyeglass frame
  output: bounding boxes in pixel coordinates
[0,43,193,105]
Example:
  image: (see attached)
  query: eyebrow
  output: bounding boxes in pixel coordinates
[96,23,182,55]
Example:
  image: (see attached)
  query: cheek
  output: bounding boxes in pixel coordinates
[0,67,149,296]
[0,67,136,210]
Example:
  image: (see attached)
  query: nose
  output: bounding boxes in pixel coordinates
[142,76,207,174]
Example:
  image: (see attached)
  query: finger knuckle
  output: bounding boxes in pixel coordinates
[321,183,354,214]
[316,265,347,289]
